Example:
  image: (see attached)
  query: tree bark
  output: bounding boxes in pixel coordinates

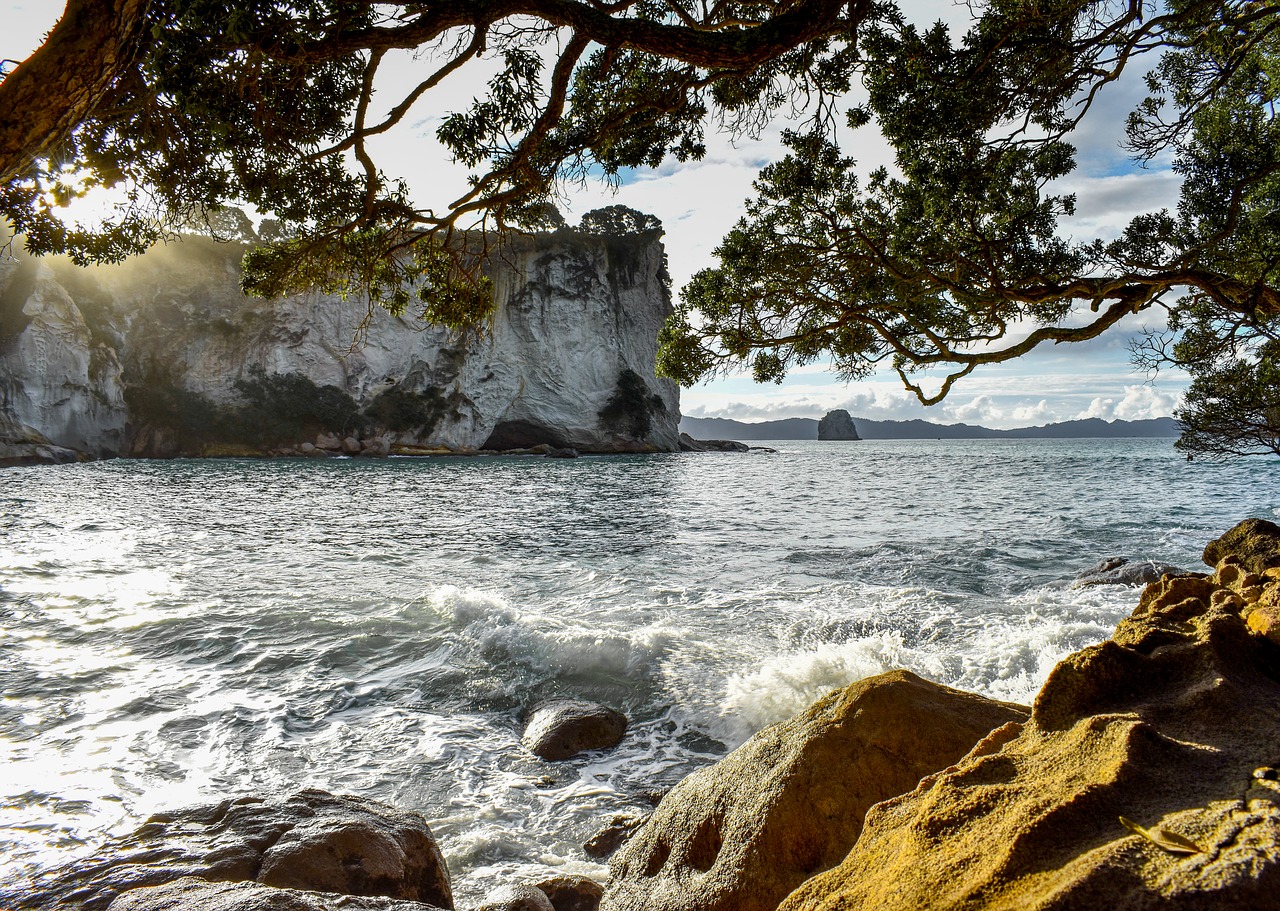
[0,0,151,184]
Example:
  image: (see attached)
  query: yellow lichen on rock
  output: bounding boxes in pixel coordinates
[774,519,1280,911]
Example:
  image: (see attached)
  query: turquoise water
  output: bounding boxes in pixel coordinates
[1,439,1276,899]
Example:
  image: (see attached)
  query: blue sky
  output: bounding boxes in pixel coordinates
[4,3,1188,428]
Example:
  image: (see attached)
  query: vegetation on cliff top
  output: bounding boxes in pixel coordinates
[1,1,1277,457]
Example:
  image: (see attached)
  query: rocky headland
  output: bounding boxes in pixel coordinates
[0,223,679,464]
[5,519,1279,910]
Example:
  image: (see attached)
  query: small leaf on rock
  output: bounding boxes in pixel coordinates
[1119,816,1203,855]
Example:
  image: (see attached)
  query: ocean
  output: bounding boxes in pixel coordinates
[1,438,1277,901]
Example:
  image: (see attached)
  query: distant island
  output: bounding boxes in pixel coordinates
[679,414,1181,441]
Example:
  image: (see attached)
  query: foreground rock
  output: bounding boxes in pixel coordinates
[522,700,628,761]
[4,790,452,911]
[602,671,1028,911]
[817,409,860,441]
[1203,517,1280,574]
[781,520,1280,911]
[106,877,446,911]
[475,884,556,911]
[1074,556,1186,587]
[534,876,604,911]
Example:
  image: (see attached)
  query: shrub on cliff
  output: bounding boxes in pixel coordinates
[363,386,450,434]
[230,368,364,446]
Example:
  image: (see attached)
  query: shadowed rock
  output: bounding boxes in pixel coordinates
[105,877,447,911]
[780,519,1280,911]
[522,700,628,761]
[2,790,452,911]
[584,814,649,860]
[601,671,1027,911]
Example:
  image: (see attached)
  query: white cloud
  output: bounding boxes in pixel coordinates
[1076,385,1182,422]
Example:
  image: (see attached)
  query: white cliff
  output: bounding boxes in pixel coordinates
[0,225,680,462]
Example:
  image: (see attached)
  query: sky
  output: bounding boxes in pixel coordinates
[3,2,1189,429]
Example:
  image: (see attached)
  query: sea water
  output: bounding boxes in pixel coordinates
[2,438,1277,900]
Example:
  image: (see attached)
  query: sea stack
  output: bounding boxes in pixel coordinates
[817,409,860,441]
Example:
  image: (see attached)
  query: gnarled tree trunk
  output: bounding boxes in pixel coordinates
[0,0,151,183]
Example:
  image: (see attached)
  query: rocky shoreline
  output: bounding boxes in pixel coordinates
[6,519,1279,910]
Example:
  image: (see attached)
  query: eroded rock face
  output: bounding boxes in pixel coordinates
[522,700,628,761]
[780,519,1280,911]
[0,229,679,459]
[105,877,447,911]
[4,790,452,911]
[816,409,859,441]
[601,670,1028,911]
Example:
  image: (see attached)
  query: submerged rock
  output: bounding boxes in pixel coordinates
[105,877,447,911]
[780,520,1280,911]
[521,700,628,761]
[1074,556,1187,586]
[817,409,860,441]
[601,671,1027,911]
[4,790,452,911]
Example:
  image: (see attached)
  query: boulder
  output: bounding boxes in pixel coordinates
[1074,556,1187,587]
[341,436,363,455]
[779,523,1280,911]
[106,877,447,911]
[677,432,708,452]
[1203,517,1280,574]
[583,813,649,860]
[601,671,1028,911]
[522,700,628,761]
[474,884,555,911]
[533,876,604,911]
[816,409,860,441]
[359,436,391,457]
[3,790,452,911]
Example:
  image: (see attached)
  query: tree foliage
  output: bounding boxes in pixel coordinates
[1,0,1278,455]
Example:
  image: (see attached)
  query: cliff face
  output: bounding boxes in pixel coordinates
[0,229,679,460]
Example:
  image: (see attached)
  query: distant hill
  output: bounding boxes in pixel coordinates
[679,414,1181,441]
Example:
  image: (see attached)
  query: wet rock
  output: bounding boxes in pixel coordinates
[474,884,555,911]
[602,671,1027,911]
[534,876,604,911]
[106,877,447,911]
[677,432,707,452]
[545,447,580,459]
[817,409,860,441]
[522,700,628,761]
[1074,556,1187,586]
[3,790,452,911]
[1203,517,1280,574]
[779,521,1280,911]
[583,813,649,860]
